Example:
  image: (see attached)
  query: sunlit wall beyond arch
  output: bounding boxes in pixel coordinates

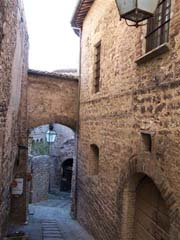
[28,123,76,215]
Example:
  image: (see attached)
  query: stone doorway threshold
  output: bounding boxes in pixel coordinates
[8,193,94,240]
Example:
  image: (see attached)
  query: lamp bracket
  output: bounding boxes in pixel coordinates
[125,19,147,28]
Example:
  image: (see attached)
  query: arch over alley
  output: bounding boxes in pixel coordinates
[27,70,79,130]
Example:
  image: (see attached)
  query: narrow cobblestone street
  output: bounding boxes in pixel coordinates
[9,193,94,240]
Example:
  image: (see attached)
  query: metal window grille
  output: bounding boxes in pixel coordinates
[94,42,101,93]
[146,0,171,52]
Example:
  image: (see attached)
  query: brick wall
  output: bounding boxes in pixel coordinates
[77,0,180,239]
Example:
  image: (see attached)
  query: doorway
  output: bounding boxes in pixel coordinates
[134,176,170,240]
[121,174,170,240]
[60,159,73,192]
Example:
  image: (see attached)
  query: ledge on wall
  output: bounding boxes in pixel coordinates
[135,43,170,65]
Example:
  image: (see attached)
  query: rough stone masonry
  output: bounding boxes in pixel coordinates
[0,0,29,237]
[71,0,180,239]
[0,0,180,239]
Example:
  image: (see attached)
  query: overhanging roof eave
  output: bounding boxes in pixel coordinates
[71,0,95,35]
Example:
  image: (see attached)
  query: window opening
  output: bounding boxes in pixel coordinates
[94,41,101,93]
[141,133,152,152]
[90,144,99,175]
[146,0,171,52]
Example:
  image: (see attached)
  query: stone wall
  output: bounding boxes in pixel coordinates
[49,139,75,194]
[27,70,79,130]
[29,123,76,215]
[76,0,180,239]
[29,124,75,194]
[31,156,50,203]
[0,0,28,236]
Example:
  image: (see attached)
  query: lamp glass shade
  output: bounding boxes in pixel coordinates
[46,130,57,143]
[116,0,159,23]
[138,0,159,14]
[116,0,135,15]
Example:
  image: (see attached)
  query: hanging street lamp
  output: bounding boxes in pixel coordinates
[115,0,159,27]
[46,124,57,143]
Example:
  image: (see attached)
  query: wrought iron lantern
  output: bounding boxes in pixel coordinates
[115,0,159,27]
[46,124,57,143]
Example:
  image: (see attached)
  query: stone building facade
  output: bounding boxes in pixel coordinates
[0,0,179,239]
[0,0,28,237]
[72,0,180,239]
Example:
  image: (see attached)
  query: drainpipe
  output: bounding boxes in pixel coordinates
[73,26,81,218]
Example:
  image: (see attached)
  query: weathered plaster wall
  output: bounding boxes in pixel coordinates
[77,0,180,239]
[0,0,28,236]
[27,71,79,130]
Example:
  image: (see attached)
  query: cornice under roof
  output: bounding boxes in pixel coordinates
[71,0,95,35]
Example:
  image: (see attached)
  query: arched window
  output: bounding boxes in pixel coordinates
[89,144,99,176]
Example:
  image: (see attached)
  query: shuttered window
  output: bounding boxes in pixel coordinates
[94,41,101,93]
[146,0,171,52]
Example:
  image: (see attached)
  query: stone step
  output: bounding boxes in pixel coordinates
[42,220,64,240]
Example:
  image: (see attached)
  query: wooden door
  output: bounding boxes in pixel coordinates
[134,177,170,240]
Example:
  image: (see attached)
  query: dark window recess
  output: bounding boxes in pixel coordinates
[146,0,171,52]
[0,5,4,44]
[141,133,152,152]
[90,144,99,175]
[94,42,101,93]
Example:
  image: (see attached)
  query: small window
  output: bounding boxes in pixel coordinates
[146,0,171,52]
[141,133,152,152]
[94,41,101,93]
[89,144,99,175]
[0,7,4,45]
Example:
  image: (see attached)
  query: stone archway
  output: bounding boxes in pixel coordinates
[27,70,78,130]
[134,176,170,240]
[117,155,180,238]
[120,173,170,240]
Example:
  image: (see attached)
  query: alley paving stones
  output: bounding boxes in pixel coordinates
[8,193,94,240]
[42,220,64,240]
